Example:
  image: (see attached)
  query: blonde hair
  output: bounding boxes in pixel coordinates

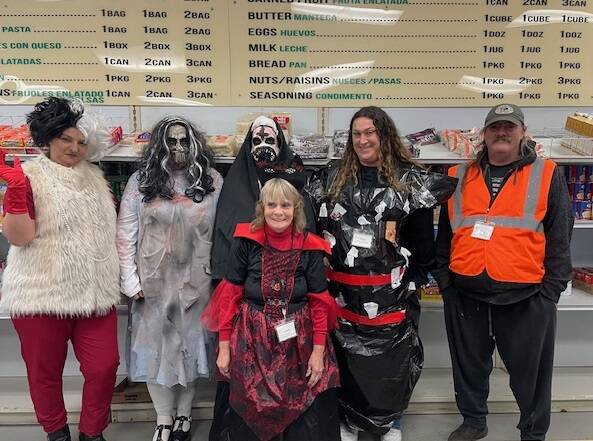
[251,178,306,233]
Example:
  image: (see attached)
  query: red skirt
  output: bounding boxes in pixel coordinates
[229,302,340,441]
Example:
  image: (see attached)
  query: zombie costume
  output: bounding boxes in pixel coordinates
[306,161,457,436]
[117,168,222,384]
[116,117,221,441]
[203,223,340,441]
[210,116,306,280]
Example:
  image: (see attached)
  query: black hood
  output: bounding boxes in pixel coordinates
[210,119,305,279]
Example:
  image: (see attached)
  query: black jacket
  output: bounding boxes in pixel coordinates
[432,147,573,304]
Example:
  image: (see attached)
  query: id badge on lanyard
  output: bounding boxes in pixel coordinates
[471,221,495,241]
[275,309,297,342]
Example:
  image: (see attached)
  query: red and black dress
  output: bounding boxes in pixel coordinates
[203,223,340,441]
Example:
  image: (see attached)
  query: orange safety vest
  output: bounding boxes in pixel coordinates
[447,157,556,283]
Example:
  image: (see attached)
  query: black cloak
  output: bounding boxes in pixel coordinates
[210,120,306,280]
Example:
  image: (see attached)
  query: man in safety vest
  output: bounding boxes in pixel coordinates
[433,103,573,441]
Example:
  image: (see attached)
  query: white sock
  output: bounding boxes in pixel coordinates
[147,382,175,441]
[175,381,196,419]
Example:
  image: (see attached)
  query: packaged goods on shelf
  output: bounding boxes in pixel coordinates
[563,165,593,222]
[405,128,440,147]
[565,113,593,137]
[420,284,442,301]
[207,134,237,157]
[566,165,592,184]
[120,131,151,154]
[110,126,124,145]
[235,113,257,136]
[332,129,348,158]
[0,124,32,146]
[573,201,592,221]
[562,113,593,156]
[420,274,442,301]
[441,128,482,158]
[269,112,293,140]
[0,124,34,148]
[573,267,593,295]
[289,134,330,159]
[405,128,440,159]
[233,134,246,155]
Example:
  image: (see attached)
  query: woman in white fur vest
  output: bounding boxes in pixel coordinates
[116,117,222,441]
[0,97,120,441]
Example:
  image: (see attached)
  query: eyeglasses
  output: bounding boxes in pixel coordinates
[253,136,276,146]
[352,128,378,138]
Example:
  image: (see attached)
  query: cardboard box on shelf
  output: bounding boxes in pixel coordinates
[565,114,593,137]
[112,377,152,404]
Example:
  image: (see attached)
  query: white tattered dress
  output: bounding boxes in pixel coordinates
[117,170,222,387]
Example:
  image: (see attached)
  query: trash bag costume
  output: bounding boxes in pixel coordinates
[306,161,457,435]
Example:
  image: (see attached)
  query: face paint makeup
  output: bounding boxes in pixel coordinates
[166,124,190,167]
[251,125,279,162]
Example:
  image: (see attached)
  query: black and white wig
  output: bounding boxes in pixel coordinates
[27,97,114,161]
[137,116,215,203]
[27,97,83,147]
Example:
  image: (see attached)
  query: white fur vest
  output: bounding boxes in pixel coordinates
[0,155,120,317]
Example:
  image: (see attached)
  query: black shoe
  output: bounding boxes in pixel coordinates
[79,433,106,441]
[152,424,173,441]
[48,426,71,441]
[448,423,488,441]
[171,416,192,441]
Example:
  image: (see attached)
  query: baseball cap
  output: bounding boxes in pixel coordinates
[484,103,525,128]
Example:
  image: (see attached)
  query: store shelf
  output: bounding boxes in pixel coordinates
[100,145,141,162]
[538,138,593,164]
[573,221,593,229]
[1,290,591,319]
[409,366,593,414]
[557,288,593,311]
[0,303,129,320]
[5,137,593,166]
[421,288,593,312]
[1,367,592,424]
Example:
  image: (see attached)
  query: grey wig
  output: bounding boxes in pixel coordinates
[137,116,215,203]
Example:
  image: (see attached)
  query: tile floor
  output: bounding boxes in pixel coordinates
[2,412,593,441]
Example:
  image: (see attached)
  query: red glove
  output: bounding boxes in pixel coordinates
[0,150,28,215]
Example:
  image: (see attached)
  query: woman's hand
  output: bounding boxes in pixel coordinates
[217,341,231,379]
[306,345,325,387]
[0,150,26,190]
[132,291,144,301]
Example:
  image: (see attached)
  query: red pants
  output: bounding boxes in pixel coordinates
[12,309,119,436]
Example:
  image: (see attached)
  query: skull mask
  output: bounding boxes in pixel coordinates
[166,124,189,169]
[251,125,279,163]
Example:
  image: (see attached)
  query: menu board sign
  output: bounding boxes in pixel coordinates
[0,0,591,106]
